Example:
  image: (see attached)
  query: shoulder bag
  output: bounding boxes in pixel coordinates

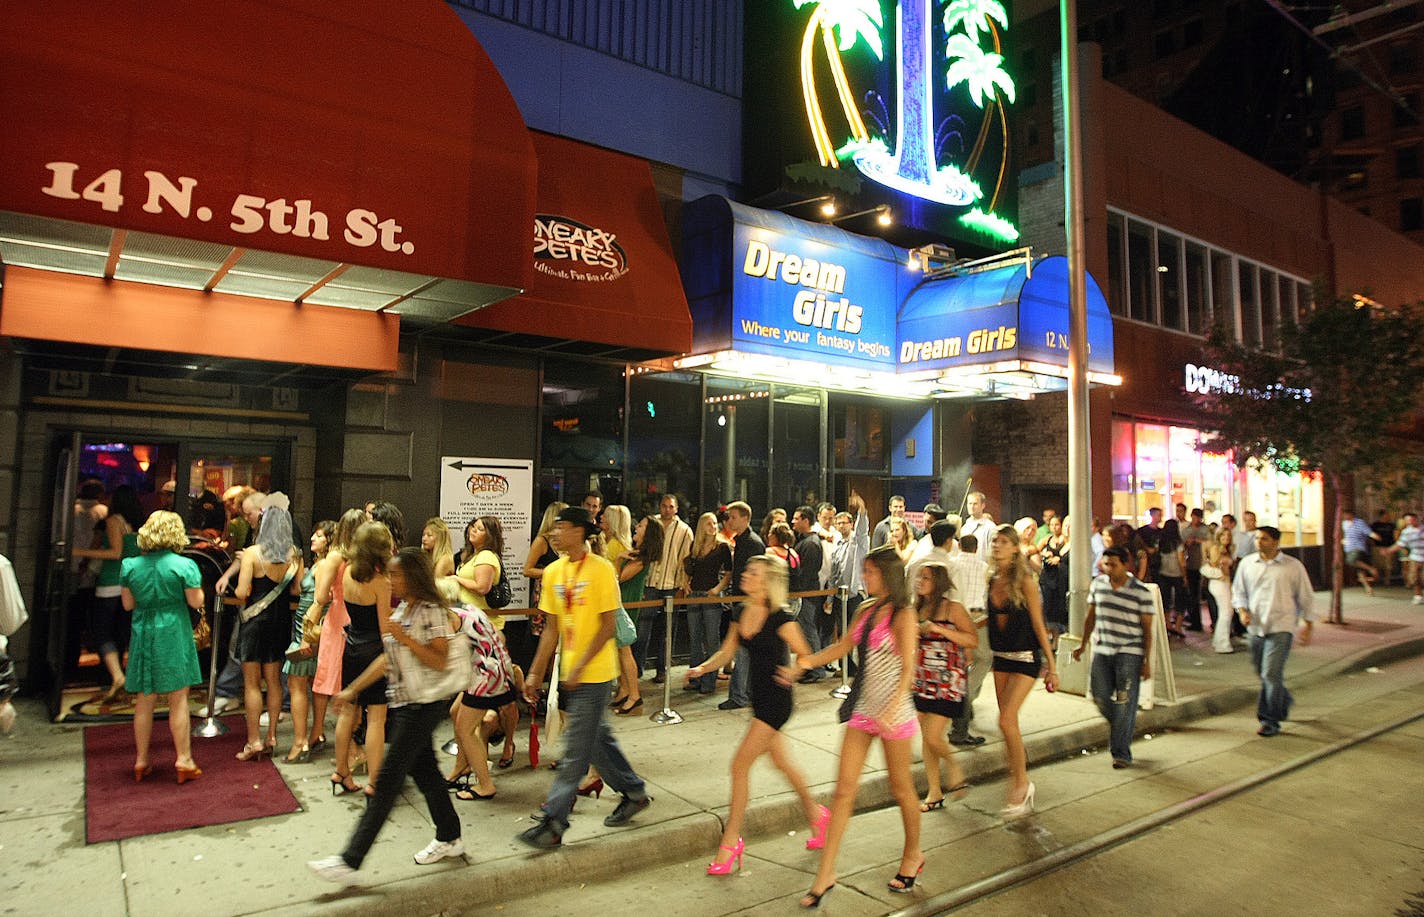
[836,599,882,723]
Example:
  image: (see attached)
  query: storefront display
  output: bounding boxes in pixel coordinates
[1111,417,1322,546]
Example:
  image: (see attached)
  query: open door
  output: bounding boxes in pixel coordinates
[37,433,80,720]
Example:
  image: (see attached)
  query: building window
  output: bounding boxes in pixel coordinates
[1260,268,1280,351]
[1182,19,1205,48]
[1341,106,1366,140]
[1394,94,1419,128]
[1398,145,1421,179]
[1154,29,1178,59]
[1127,219,1157,323]
[1185,241,1210,335]
[1390,42,1418,76]
[1021,48,1037,72]
[1158,230,1185,331]
[1020,82,1038,107]
[1211,249,1237,338]
[1340,169,1368,193]
[1113,10,1127,36]
[1402,197,1423,232]
[1107,211,1127,317]
[1027,123,1041,147]
[1239,261,1261,348]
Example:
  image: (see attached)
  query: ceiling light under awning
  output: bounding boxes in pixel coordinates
[0,211,522,323]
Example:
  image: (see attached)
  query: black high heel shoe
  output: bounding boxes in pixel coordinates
[614,697,644,716]
[888,858,925,893]
[446,771,472,791]
[800,884,835,908]
[330,772,361,796]
[609,694,628,710]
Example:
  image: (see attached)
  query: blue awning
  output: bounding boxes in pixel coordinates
[897,255,1116,380]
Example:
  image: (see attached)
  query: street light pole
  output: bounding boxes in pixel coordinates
[1061,0,1093,695]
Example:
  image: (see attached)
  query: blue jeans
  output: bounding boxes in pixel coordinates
[341,699,460,868]
[728,646,750,706]
[797,597,826,673]
[634,588,676,675]
[1250,632,1295,732]
[685,597,724,693]
[1090,651,1143,763]
[542,680,646,831]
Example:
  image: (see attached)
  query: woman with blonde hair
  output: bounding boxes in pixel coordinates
[600,504,633,568]
[1015,517,1044,574]
[987,524,1059,817]
[420,518,455,578]
[687,554,824,875]
[522,502,567,613]
[120,510,205,783]
[1204,527,1237,654]
[889,518,915,565]
[683,512,732,695]
[234,496,304,761]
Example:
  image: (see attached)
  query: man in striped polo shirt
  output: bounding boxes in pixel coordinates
[1072,545,1154,769]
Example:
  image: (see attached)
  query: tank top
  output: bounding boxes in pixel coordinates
[95,528,141,591]
[620,558,650,606]
[345,599,380,643]
[987,578,1036,654]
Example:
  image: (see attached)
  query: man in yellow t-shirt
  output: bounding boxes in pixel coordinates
[518,506,652,849]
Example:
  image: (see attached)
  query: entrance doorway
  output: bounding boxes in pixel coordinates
[36,431,293,720]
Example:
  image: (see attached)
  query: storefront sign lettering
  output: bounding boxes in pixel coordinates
[40,162,415,254]
[899,325,1019,364]
[1183,363,1241,395]
[533,214,628,282]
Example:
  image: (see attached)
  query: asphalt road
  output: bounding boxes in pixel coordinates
[487,658,1424,917]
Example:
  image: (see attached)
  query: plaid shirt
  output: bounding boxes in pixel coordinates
[383,600,454,708]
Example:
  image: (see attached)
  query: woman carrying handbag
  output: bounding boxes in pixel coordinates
[309,547,468,885]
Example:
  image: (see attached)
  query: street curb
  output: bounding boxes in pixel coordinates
[291,633,1424,914]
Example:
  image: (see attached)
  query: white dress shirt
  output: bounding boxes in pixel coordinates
[1231,551,1318,635]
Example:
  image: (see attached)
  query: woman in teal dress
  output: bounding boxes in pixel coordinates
[282,520,334,763]
[120,510,205,784]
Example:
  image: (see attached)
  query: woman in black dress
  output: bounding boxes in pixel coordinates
[1038,515,1069,646]
[234,498,303,761]
[330,521,394,796]
[687,554,825,875]
[988,525,1059,817]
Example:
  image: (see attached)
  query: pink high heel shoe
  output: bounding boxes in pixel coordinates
[706,837,745,875]
[805,804,831,850]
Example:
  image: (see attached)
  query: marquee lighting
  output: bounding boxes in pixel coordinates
[959,207,1020,243]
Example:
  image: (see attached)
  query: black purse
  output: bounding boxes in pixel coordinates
[837,600,881,723]
[486,566,513,609]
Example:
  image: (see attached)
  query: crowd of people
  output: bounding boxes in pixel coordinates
[67,476,1348,896]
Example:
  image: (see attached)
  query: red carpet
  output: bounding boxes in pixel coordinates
[83,721,301,844]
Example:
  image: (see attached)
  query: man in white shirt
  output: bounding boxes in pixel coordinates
[959,491,996,565]
[1231,525,1318,737]
[642,494,693,683]
[947,527,991,746]
[1233,511,1259,561]
[905,503,947,572]
[1385,512,1424,604]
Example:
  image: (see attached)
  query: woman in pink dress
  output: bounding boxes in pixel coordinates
[793,545,923,907]
[312,509,366,754]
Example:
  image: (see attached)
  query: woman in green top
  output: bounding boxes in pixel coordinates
[73,485,145,702]
[283,520,334,763]
[120,510,205,784]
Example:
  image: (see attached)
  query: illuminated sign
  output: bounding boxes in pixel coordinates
[533,214,629,282]
[729,222,898,369]
[784,0,1019,243]
[1183,363,1241,395]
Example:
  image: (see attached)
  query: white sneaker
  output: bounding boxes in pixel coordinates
[413,838,465,865]
[198,697,238,717]
[1412,595,1422,605]
[308,855,359,885]
[258,711,286,727]
[0,701,15,735]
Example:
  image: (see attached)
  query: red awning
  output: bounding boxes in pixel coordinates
[458,132,692,355]
[0,1,535,291]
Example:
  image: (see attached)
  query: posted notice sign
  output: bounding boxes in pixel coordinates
[439,457,534,611]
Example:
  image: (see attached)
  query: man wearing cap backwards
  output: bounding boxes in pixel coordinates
[518,506,652,848]
[1231,525,1318,737]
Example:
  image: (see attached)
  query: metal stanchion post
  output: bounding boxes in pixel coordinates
[651,596,683,725]
[193,593,230,737]
[830,586,852,700]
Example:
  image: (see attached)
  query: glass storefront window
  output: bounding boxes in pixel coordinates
[703,376,769,510]
[540,360,626,509]
[627,370,704,519]
[772,385,824,511]
[1112,417,1321,544]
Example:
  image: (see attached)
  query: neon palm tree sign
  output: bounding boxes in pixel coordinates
[792,0,1019,243]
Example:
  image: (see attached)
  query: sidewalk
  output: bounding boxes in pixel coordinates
[4,588,1422,917]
